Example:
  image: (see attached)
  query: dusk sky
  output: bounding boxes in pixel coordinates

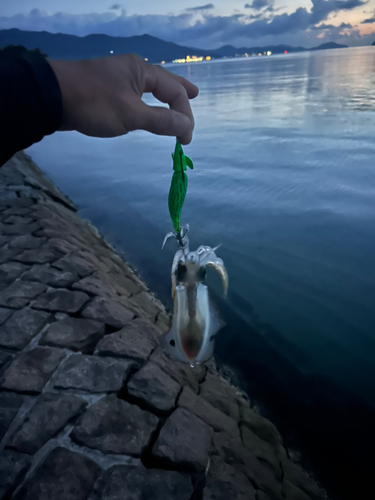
[1,0,375,48]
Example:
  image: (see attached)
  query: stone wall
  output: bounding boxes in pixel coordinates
[0,152,327,500]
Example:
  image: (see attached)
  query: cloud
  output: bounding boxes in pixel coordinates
[186,4,215,11]
[244,0,273,10]
[109,4,122,10]
[0,0,367,48]
[361,16,375,23]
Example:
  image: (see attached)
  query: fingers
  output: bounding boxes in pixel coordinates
[130,100,191,142]
[144,64,198,144]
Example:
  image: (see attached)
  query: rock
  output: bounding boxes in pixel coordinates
[14,246,63,264]
[72,274,118,299]
[40,317,105,353]
[0,197,34,208]
[0,280,47,309]
[71,394,159,456]
[199,373,240,421]
[52,252,96,278]
[152,407,213,473]
[1,221,41,236]
[281,456,325,500]
[3,215,34,224]
[0,450,31,500]
[0,262,29,286]
[282,480,313,500]
[128,291,161,321]
[13,447,101,500]
[203,456,256,500]
[0,347,65,394]
[241,424,282,479]
[96,319,158,363]
[149,347,204,394]
[0,392,24,440]
[155,310,171,334]
[0,349,14,371]
[6,393,86,454]
[256,492,272,500]
[81,296,134,328]
[32,289,90,313]
[2,207,31,216]
[212,431,283,500]
[178,387,240,439]
[127,362,181,413]
[90,464,193,500]
[21,264,78,288]
[240,402,283,449]
[9,235,46,250]
[0,246,21,264]
[54,354,134,393]
[0,308,52,350]
[0,307,13,325]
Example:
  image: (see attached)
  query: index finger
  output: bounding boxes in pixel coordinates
[144,65,198,144]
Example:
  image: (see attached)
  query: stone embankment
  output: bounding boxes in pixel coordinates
[0,152,327,499]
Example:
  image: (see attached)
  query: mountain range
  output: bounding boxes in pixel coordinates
[0,28,348,63]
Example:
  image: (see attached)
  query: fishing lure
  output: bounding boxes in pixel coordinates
[161,140,228,367]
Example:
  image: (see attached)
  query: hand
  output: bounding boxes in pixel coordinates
[48,54,199,145]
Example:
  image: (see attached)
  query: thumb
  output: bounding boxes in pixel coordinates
[133,101,192,143]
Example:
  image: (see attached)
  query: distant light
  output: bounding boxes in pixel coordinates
[284,50,288,54]
[144,58,148,61]
[206,56,211,61]
[258,53,262,56]
[110,50,114,54]
[267,51,272,56]
[161,60,165,64]
[244,53,249,57]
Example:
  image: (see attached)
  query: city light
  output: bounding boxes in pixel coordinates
[144,58,148,61]
[110,50,113,54]
[284,50,288,54]
[206,56,211,61]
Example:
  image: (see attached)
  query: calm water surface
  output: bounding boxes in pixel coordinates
[28,47,375,498]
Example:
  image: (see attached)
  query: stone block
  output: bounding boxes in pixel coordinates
[0,280,47,309]
[21,264,78,288]
[0,392,24,440]
[0,262,28,286]
[40,317,105,352]
[0,450,31,500]
[0,308,52,350]
[81,296,134,328]
[71,395,159,456]
[199,373,240,421]
[32,289,90,313]
[0,347,65,394]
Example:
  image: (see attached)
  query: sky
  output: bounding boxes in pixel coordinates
[1,0,375,48]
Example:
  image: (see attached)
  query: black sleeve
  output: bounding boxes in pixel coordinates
[0,50,63,167]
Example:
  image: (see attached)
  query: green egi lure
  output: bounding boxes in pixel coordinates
[168,140,193,233]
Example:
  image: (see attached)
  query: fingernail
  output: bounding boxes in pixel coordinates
[174,113,191,136]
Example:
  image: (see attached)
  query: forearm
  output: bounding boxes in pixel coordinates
[0,51,63,167]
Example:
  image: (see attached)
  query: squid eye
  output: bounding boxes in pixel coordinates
[169,340,175,347]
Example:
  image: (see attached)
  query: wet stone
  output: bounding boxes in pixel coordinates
[178,387,241,439]
[241,424,283,479]
[149,347,204,394]
[212,431,283,500]
[96,319,158,363]
[0,349,14,371]
[3,215,34,224]
[71,394,159,456]
[13,446,101,500]
[0,280,47,309]
[152,407,213,473]
[0,450,31,500]
[0,392,24,440]
[127,362,181,413]
[0,347,66,394]
[1,221,41,236]
[53,252,96,278]
[0,307,13,325]
[0,262,29,287]
[0,235,11,248]
[14,246,64,265]
[282,480,313,500]
[240,403,283,450]
[1,207,31,216]
[72,274,118,299]
[21,264,78,288]
[54,354,134,393]
[199,373,240,421]
[81,296,134,328]
[0,247,21,264]
[32,289,90,313]
[203,456,256,500]
[6,393,86,454]
[128,291,161,321]
[0,308,52,350]
[41,317,105,352]
[281,456,325,500]
[9,235,46,249]
[90,464,193,500]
